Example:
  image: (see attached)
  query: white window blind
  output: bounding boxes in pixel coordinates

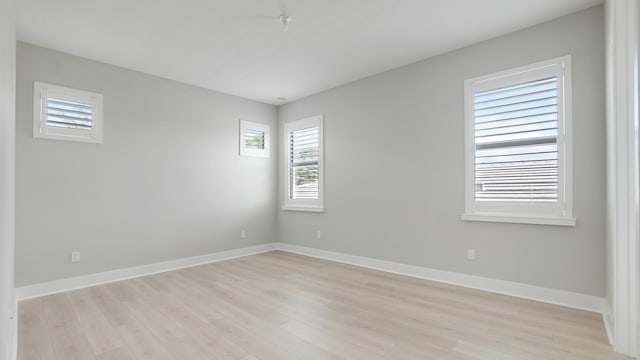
[474,77,558,202]
[33,82,103,143]
[283,115,324,212]
[463,56,574,225]
[46,97,94,130]
[289,126,319,199]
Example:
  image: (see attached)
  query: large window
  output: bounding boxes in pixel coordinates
[33,82,103,143]
[462,56,574,226]
[283,115,324,212]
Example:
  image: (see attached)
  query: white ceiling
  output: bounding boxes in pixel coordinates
[16,0,601,105]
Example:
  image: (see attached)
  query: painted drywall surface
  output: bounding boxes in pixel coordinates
[15,43,278,286]
[0,1,15,358]
[278,6,606,296]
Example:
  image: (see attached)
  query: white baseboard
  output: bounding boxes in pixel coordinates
[14,241,607,315]
[276,243,606,314]
[15,243,277,301]
[602,302,614,345]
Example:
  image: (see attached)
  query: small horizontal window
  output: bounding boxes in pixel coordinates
[33,82,103,143]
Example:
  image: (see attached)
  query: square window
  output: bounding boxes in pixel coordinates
[239,119,269,157]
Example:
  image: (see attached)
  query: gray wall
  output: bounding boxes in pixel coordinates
[15,43,278,287]
[278,6,606,296]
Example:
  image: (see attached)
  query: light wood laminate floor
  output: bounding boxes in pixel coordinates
[18,251,628,360]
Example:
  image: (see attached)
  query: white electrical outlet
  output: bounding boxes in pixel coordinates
[71,251,80,263]
[241,230,246,239]
[316,230,321,239]
[467,248,476,261]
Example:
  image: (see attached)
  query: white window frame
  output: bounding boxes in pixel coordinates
[283,114,324,212]
[33,81,103,143]
[239,119,270,157]
[462,56,575,226]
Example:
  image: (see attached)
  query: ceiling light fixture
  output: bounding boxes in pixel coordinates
[279,14,291,25]
[279,14,292,31]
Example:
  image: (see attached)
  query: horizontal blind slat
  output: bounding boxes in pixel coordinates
[475,105,558,124]
[474,97,557,117]
[47,98,93,112]
[475,83,556,105]
[47,121,92,130]
[475,113,557,130]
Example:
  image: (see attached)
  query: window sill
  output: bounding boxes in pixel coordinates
[461,213,576,226]
[34,132,102,144]
[282,206,325,213]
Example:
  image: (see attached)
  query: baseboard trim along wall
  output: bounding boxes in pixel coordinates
[275,243,607,315]
[14,243,277,301]
[15,241,607,319]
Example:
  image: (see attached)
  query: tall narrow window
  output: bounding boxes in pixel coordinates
[33,82,103,143]
[283,115,324,212]
[462,56,574,226]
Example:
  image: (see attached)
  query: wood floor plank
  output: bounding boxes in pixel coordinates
[162,336,211,360]
[124,298,186,342]
[86,285,137,328]
[67,289,125,355]
[157,301,250,359]
[40,294,96,360]
[279,339,345,360]
[17,299,56,360]
[95,346,136,360]
[18,251,629,360]
[115,322,175,360]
